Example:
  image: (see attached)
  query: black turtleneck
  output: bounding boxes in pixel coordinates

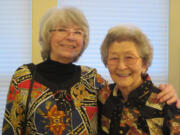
[35,59,81,90]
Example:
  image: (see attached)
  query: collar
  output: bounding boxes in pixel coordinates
[112,74,153,104]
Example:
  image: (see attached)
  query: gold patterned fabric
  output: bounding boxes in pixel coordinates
[2,64,106,135]
[98,74,180,135]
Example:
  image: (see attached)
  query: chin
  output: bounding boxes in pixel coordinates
[118,84,129,88]
[116,81,131,88]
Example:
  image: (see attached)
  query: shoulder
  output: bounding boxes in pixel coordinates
[147,83,161,100]
[80,65,106,81]
[80,65,97,74]
[147,84,161,103]
[80,65,108,88]
[145,84,164,110]
[151,84,161,94]
[80,65,100,78]
[12,63,34,82]
[14,64,30,75]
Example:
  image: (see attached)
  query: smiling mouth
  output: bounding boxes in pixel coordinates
[59,44,76,49]
[116,73,131,77]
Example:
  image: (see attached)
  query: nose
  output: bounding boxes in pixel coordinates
[66,31,76,41]
[117,59,127,70]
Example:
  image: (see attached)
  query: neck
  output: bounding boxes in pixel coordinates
[120,88,132,101]
[118,77,143,101]
[50,55,73,64]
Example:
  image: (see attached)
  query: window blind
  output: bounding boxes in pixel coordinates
[58,0,169,85]
[0,0,32,133]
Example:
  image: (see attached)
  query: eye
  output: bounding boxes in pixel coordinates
[57,28,67,32]
[125,56,134,60]
[74,31,83,35]
[110,57,119,61]
[124,56,139,65]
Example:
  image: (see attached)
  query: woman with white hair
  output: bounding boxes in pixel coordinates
[2,7,105,135]
[99,25,180,135]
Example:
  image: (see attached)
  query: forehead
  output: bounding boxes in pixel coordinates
[56,25,82,30]
[108,41,140,55]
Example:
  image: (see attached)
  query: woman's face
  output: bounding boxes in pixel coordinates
[49,25,84,63]
[107,41,147,91]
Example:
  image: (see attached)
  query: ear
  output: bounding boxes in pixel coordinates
[142,64,148,74]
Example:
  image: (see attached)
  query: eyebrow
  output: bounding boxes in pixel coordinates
[110,51,138,56]
[56,26,82,30]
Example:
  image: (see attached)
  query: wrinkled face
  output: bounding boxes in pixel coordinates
[49,25,84,63]
[107,41,147,90]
